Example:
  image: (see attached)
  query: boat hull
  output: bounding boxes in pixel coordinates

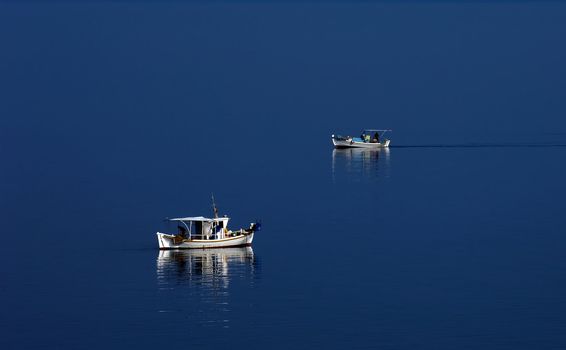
[332,138,390,148]
[156,232,254,249]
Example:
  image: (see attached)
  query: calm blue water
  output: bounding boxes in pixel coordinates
[1,2,566,349]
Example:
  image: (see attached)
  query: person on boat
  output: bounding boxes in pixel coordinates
[373,132,380,143]
[364,134,371,143]
[177,225,187,239]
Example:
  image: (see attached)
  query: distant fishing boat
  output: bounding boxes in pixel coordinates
[156,196,261,249]
[332,129,392,148]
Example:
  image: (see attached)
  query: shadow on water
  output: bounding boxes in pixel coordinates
[332,148,391,182]
[156,247,259,327]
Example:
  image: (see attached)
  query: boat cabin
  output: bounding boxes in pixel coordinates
[169,216,230,240]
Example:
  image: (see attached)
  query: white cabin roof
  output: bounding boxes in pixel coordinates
[169,216,229,222]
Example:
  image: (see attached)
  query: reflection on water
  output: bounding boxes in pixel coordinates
[332,148,390,182]
[156,247,259,328]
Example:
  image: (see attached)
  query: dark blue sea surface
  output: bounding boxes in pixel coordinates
[1,2,566,349]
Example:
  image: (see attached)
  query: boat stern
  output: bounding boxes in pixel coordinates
[246,232,254,245]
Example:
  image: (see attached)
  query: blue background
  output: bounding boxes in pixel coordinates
[1,1,566,349]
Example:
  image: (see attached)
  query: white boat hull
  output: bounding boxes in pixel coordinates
[332,138,390,148]
[156,232,254,249]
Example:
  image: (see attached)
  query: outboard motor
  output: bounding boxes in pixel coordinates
[249,221,262,232]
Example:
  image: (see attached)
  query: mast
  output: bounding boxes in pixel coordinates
[211,193,219,219]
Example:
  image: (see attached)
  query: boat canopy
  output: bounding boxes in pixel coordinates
[169,216,228,222]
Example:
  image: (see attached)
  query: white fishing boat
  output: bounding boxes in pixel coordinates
[332,129,392,148]
[156,198,261,249]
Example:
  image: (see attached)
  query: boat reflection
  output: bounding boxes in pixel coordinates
[157,247,258,287]
[156,247,259,327]
[332,147,390,181]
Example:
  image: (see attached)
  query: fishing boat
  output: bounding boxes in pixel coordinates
[332,129,392,148]
[156,197,261,249]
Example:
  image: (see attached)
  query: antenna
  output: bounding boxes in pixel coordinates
[211,193,219,219]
